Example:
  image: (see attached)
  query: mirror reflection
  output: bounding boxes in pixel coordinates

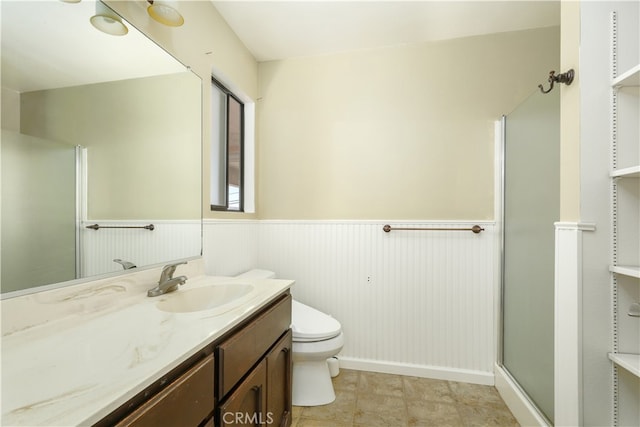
[1,0,202,295]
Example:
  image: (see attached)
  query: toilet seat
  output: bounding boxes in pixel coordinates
[292,332,344,355]
[292,300,341,342]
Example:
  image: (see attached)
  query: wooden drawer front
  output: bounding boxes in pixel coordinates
[217,293,292,398]
[218,360,267,427]
[116,355,214,427]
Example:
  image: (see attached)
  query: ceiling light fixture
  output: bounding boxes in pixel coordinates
[146,0,184,27]
[90,1,128,36]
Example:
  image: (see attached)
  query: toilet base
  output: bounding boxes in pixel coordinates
[292,360,336,406]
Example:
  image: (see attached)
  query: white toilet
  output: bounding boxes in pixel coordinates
[235,269,344,406]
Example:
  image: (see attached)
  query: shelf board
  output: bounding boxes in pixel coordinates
[609,353,640,378]
[610,265,640,278]
[612,64,640,87]
[611,165,640,178]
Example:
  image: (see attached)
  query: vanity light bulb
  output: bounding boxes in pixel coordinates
[147,1,184,27]
[90,14,129,36]
[90,2,128,36]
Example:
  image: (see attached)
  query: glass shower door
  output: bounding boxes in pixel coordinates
[1,130,79,292]
[502,89,560,423]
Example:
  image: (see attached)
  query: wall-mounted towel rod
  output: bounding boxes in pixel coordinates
[383,224,484,234]
[85,224,155,231]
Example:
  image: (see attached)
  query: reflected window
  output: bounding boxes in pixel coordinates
[211,78,243,211]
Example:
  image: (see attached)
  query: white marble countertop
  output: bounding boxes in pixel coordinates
[1,267,293,426]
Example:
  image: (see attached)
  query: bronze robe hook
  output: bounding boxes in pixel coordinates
[539,69,575,93]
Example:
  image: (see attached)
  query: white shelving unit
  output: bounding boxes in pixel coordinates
[610,165,640,179]
[609,7,640,427]
[610,265,640,279]
[612,64,640,87]
[608,353,640,378]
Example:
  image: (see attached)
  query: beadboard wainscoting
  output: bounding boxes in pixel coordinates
[81,220,201,277]
[203,220,260,276]
[204,220,496,385]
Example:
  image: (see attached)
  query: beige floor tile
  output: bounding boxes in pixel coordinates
[358,371,404,397]
[292,405,304,418]
[332,369,360,392]
[406,400,463,427]
[457,403,520,427]
[296,418,353,427]
[292,370,518,427]
[291,405,304,426]
[403,376,456,404]
[354,393,408,426]
[298,390,356,424]
[448,381,506,409]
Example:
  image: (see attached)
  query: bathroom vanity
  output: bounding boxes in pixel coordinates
[1,2,296,425]
[99,292,292,427]
[0,261,294,427]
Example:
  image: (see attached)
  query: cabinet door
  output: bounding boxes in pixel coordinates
[266,330,292,427]
[218,360,268,427]
[115,355,214,427]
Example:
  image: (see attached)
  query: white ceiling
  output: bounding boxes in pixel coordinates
[1,1,560,92]
[212,0,561,62]
[1,0,186,93]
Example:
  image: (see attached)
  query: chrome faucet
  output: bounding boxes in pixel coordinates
[114,258,136,270]
[147,261,188,297]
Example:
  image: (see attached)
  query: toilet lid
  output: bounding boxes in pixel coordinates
[291,300,342,341]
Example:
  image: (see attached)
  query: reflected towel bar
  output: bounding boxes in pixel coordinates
[86,224,155,231]
[383,224,484,234]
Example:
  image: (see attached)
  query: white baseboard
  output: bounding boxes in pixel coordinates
[337,357,494,385]
[494,365,550,427]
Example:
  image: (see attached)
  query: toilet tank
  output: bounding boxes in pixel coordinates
[235,269,276,279]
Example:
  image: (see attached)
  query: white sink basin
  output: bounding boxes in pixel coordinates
[156,283,254,313]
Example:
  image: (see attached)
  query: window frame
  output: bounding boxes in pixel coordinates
[210,76,244,212]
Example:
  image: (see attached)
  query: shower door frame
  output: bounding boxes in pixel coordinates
[496,115,554,427]
[75,145,87,279]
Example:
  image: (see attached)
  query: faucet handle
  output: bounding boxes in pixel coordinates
[160,261,187,282]
[114,259,136,270]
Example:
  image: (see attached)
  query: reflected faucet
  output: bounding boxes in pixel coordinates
[114,259,136,270]
[147,261,188,297]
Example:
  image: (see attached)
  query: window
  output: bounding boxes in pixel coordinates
[211,78,243,211]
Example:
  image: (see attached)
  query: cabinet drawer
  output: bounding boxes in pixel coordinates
[217,293,292,398]
[116,355,214,427]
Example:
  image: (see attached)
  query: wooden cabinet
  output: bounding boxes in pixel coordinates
[217,331,292,427]
[216,294,292,427]
[218,360,268,427]
[95,291,292,427]
[266,330,292,427]
[115,355,215,427]
[216,294,292,398]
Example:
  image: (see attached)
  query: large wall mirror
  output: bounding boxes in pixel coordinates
[1,1,202,296]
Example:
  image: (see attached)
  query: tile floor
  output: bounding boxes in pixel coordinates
[291,369,519,427]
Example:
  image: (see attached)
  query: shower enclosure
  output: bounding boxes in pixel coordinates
[500,88,560,423]
[1,130,82,293]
